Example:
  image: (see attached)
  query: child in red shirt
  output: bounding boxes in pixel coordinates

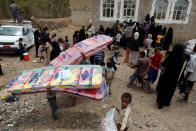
[147,48,162,85]
[124,46,130,63]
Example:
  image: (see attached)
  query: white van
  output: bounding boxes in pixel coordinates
[0,21,34,53]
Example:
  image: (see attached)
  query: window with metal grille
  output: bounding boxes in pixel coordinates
[123,0,136,19]
[154,0,168,20]
[172,0,189,20]
[102,0,115,18]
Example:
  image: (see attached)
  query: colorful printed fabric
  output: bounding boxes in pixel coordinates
[7,79,108,101]
[7,65,103,94]
[50,35,112,66]
[53,78,108,100]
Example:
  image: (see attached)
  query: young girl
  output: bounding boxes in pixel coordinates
[38,41,45,62]
[144,34,153,55]
[58,37,64,51]
[64,36,70,50]
[124,46,130,63]
[105,62,115,95]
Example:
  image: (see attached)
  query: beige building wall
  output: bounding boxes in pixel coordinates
[72,0,196,43]
[70,0,93,26]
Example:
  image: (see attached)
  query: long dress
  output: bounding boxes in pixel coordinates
[50,41,61,61]
[156,44,185,107]
[129,37,139,64]
[162,32,173,50]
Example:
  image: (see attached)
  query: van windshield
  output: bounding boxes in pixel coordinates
[0,27,22,36]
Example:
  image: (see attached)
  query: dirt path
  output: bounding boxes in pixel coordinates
[0,23,196,131]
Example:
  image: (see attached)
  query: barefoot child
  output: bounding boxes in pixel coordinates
[105,62,115,95]
[114,92,132,131]
[38,41,45,62]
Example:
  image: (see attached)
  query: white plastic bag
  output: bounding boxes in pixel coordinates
[99,108,120,131]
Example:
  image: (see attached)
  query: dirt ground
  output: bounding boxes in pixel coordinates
[0,19,196,131]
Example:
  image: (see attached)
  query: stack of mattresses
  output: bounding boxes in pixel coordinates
[5,35,113,100]
[50,35,112,66]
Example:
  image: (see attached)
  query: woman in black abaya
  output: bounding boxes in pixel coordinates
[156,44,185,109]
[162,28,173,50]
[50,41,61,61]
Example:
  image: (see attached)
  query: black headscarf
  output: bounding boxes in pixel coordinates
[162,44,185,82]
[162,28,173,50]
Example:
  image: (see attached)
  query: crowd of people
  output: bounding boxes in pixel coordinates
[2,6,195,129]
[29,14,196,129]
[32,25,71,64]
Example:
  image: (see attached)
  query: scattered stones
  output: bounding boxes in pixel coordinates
[133,122,143,128]
[145,121,159,128]
[0,116,4,121]
[175,123,182,126]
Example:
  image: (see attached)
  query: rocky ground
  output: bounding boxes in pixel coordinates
[0,19,196,131]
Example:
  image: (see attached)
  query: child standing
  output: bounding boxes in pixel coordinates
[113,92,132,131]
[111,41,119,55]
[109,50,120,71]
[18,38,25,61]
[147,48,162,88]
[58,37,64,51]
[156,32,164,47]
[124,46,130,63]
[143,45,148,57]
[38,41,45,62]
[95,51,105,65]
[50,33,56,43]
[64,36,70,50]
[115,31,122,46]
[105,62,115,95]
[144,34,153,56]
